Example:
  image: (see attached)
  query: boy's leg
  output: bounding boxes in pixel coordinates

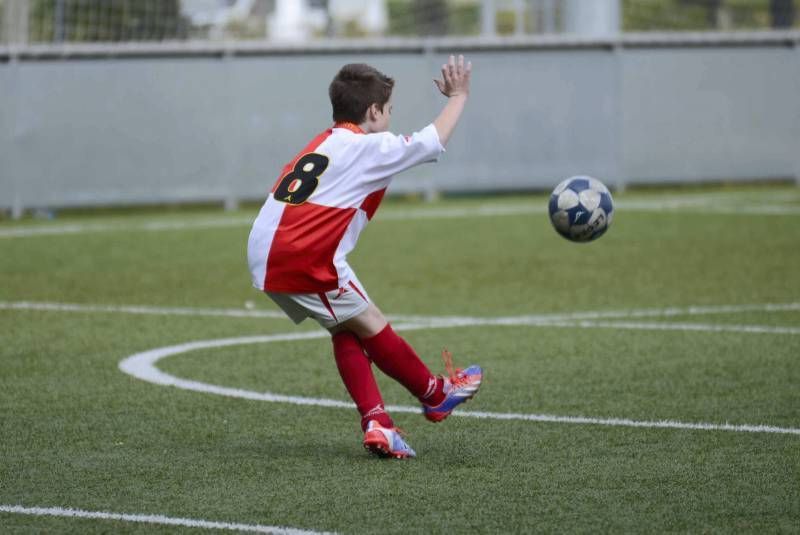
[330,328,416,458]
[333,304,446,407]
[330,329,393,431]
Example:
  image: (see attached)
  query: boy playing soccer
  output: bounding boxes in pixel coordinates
[247,55,481,459]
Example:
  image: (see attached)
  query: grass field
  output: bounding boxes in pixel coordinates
[1,184,799,534]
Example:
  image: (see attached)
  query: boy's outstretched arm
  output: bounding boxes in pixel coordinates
[433,54,472,147]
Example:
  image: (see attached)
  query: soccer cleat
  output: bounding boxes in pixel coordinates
[422,349,483,423]
[362,420,416,459]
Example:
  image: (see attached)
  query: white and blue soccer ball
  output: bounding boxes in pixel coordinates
[548,176,614,243]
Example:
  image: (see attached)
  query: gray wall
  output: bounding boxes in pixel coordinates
[622,46,800,183]
[1,34,798,214]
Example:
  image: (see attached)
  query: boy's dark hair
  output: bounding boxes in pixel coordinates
[329,64,394,124]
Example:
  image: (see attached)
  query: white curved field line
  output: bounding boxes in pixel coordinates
[118,306,800,436]
[0,504,335,534]
[2,193,799,238]
[2,297,797,433]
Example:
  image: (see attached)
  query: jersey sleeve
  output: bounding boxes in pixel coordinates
[357,124,445,184]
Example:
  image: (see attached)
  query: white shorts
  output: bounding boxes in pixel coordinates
[266,276,371,329]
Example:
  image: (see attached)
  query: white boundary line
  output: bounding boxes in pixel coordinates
[541,320,800,335]
[118,323,800,436]
[0,300,288,319]
[0,504,335,534]
[0,217,252,239]
[2,194,799,238]
[3,300,799,327]
[392,302,800,329]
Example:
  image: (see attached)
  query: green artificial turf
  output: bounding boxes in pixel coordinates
[1,186,799,533]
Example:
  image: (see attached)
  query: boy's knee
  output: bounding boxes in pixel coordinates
[338,304,387,339]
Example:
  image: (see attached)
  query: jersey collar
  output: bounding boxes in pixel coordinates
[333,122,365,134]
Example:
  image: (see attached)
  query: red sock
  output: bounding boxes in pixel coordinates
[332,331,393,431]
[361,324,445,406]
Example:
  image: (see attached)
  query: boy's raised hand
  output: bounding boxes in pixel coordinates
[434,54,471,98]
[431,55,471,146]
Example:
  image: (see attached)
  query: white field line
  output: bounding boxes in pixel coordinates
[541,320,800,335]
[0,504,335,534]
[118,328,800,436]
[0,300,288,319]
[0,217,253,238]
[2,194,799,238]
[3,300,799,328]
[391,302,800,327]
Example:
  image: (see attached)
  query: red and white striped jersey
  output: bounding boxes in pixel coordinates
[248,122,444,293]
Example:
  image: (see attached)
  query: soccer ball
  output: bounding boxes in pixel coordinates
[548,176,614,243]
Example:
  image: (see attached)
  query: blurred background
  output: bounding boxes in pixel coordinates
[4,0,798,42]
[1,0,798,218]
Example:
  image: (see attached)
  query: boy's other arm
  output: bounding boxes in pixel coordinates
[433,54,472,147]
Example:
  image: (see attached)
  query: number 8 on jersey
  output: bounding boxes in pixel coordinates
[274,153,330,205]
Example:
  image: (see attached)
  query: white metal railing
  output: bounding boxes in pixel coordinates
[2,30,799,61]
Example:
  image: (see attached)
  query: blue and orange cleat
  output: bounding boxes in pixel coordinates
[422,349,483,423]
[363,420,416,459]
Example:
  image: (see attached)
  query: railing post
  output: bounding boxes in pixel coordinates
[481,0,495,38]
